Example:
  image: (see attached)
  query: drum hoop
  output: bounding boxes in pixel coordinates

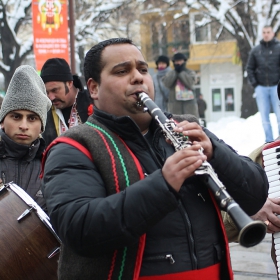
[6,182,61,244]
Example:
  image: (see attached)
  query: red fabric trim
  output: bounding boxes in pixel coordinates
[116,135,146,279]
[208,190,233,280]
[40,136,93,179]
[107,250,118,280]
[133,235,146,280]
[139,263,221,280]
[93,128,121,193]
[262,139,280,167]
[263,139,280,150]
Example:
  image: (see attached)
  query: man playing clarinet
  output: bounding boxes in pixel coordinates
[41,38,268,280]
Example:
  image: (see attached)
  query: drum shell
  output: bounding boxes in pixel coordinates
[0,187,59,280]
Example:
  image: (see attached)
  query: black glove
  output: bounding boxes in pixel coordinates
[174,63,185,73]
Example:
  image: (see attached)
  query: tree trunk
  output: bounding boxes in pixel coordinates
[237,38,258,118]
[240,77,258,118]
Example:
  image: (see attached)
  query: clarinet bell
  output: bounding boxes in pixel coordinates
[228,205,267,247]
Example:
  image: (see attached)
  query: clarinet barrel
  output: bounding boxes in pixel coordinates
[138,92,266,248]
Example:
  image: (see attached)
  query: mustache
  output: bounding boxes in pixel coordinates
[52,99,64,104]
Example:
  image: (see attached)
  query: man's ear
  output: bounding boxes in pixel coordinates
[87,78,99,100]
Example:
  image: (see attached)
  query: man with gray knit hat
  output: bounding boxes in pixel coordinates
[40,58,93,147]
[163,52,199,118]
[0,65,51,208]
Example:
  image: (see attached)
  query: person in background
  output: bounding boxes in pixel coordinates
[246,81,280,271]
[152,55,171,111]
[0,65,51,208]
[246,25,280,143]
[197,93,207,127]
[41,38,268,280]
[163,52,199,117]
[40,58,93,147]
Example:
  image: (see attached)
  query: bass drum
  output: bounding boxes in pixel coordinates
[0,182,60,280]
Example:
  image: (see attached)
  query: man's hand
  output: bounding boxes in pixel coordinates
[162,144,206,192]
[251,197,280,233]
[173,121,213,160]
[174,64,184,73]
[162,121,212,192]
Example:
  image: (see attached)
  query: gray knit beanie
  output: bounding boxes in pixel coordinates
[0,65,52,132]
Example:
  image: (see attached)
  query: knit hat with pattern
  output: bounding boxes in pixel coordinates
[40,58,73,83]
[0,65,52,131]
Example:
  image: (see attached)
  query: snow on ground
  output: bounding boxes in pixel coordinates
[207,112,278,156]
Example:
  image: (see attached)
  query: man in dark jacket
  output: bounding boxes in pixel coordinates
[246,25,280,143]
[0,65,51,207]
[163,52,199,117]
[40,58,93,147]
[41,38,268,280]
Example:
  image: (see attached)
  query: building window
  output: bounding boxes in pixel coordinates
[151,22,168,60]
[212,88,222,112]
[172,19,190,56]
[190,13,211,43]
[225,88,234,111]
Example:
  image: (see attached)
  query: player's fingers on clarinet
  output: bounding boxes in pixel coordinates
[173,121,201,135]
[162,147,206,190]
[170,145,206,171]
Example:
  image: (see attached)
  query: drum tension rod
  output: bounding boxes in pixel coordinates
[48,247,61,259]
[17,207,34,222]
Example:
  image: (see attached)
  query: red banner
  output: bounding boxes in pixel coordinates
[32,0,70,72]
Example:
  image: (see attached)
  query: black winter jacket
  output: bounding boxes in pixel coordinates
[42,108,268,279]
[0,129,45,208]
[42,89,93,147]
[246,38,280,87]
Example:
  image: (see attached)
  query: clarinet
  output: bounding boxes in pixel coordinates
[137,92,266,248]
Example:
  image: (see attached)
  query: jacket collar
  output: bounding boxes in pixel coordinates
[0,129,44,161]
[260,37,277,47]
[92,106,165,142]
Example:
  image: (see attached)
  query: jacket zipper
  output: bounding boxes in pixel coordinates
[142,124,198,268]
[265,42,269,86]
[144,254,175,264]
[178,200,198,269]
